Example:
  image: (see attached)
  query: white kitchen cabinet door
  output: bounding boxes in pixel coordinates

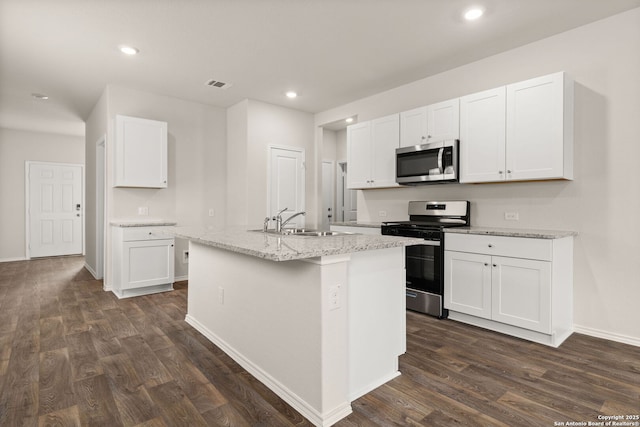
[427,98,460,141]
[370,114,400,188]
[114,115,168,188]
[444,251,492,319]
[459,87,506,183]
[506,72,573,181]
[491,256,552,334]
[346,121,372,189]
[121,239,175,290]
[399,106,428,148]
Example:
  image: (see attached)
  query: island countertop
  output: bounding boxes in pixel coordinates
[170,226,423,261]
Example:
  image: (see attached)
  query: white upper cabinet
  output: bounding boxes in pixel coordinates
[460,72,573,184]
[114,115,168,188]
[459,87,507,183]
[506,72,573,181]
[399,106,427,147]
[400,98,459,147]
[347,114,400,189]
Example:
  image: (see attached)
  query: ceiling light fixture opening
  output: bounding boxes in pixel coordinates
[464,7,484,21]
[345,117,354,123]
[286,91,298,99]
[119,45,139,55]
[31,93,49,100]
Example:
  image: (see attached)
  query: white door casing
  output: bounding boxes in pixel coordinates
[337,162,357,222]
[27,162,83,258]
[268,146,305,228]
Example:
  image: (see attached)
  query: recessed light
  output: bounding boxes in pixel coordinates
[464,8,484,21]
[345,117,354,123]
[119,45,139,55]
[285,91,298,99]
[31,93,49,100]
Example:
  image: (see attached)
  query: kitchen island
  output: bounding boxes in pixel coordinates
[170,226,421,427]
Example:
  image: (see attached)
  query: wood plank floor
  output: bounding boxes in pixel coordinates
[1,256,638,426]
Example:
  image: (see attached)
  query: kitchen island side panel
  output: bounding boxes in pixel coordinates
[185,241,351,426]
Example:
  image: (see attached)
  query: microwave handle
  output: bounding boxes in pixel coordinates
[437,147,444,172]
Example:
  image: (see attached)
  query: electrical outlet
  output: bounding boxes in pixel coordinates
[328,284,341,311]
[218,287,224,305]
[505,212,519,221]
[378,211,387,218]
[182,250,189,264]
[208,208,215,217]
[137,206,149,216]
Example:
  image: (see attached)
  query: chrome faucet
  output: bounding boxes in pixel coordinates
[280,211,306,231]
[272,207,306,233]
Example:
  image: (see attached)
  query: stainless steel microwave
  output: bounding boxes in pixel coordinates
[396,139,459,185]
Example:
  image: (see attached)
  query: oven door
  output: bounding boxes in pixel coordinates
[405,243,441,294]
[405,242,446,317]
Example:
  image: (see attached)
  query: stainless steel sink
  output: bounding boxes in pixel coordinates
[293,231,353,236]
[249,229,354,237]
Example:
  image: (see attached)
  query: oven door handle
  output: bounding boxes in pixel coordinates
[437,147,444,172]
[406,290,418,298]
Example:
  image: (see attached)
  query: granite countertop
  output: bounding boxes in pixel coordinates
[169,226,423,262]
[445,226,577,239]
[110,219,177,227]
[330,221,383,228]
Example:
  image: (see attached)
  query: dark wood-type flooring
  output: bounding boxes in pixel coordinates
[1,256,638,426]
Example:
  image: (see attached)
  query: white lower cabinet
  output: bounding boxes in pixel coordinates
[112,226,175,298]
[444,232,572,347]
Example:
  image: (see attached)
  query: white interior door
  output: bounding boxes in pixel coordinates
[321,161,335,229]
[28,162,83,258]
[269,146,305,228]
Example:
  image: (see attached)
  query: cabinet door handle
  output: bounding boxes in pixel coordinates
[507,170,512,174]
[488,244,493,248]
[171,244,174,247]
[484,263,489,266]
[493,264,497,267]
[498,171,503,174]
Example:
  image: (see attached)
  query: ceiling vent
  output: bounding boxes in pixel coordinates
[205,79,232,89]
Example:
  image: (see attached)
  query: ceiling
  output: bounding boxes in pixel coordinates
[1,0,639,136]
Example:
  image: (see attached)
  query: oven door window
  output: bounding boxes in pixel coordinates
[405,245,441,294]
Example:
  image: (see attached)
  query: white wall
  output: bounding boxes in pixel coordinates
[85,85,227,283]
[0,128,84,261]
[84,88,108,275]
[315,8,640,344]
[227,99,316,228]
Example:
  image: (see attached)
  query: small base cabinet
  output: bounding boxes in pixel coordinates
[444,232,573,347]
[112,226,175,298]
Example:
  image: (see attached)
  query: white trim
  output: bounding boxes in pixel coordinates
[174,274,188,282]
[0,257,28,263]
[95,135,106,279]
[267,144,306,222]
[186,314,353,427]
[25,161,85,260]
[573,324,640,348]
[84,262,99,280]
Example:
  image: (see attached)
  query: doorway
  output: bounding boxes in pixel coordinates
[26,161,84,258]
[268,146,306,228]
[338,162,357,222]
[321,161,335,229]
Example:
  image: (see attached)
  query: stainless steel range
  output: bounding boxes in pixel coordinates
[381,201,470,318]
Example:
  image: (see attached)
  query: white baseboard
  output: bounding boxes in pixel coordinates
[174,275,188,282]
[84,262,101,280]
[573,324,640,347]
[0,256,27,263]
[185,314,352,427]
